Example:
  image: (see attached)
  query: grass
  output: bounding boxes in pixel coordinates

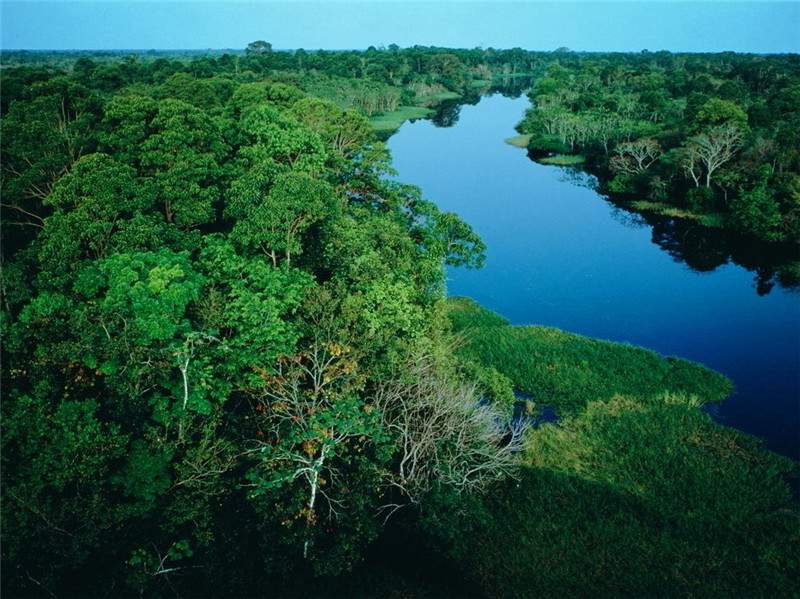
[447,297,732,414]
[369,91,461,133]
[504,134,531,148]
[538,153,586,166]
[629,200,726,228]
[417,90,461,105]
[423,396,798,597]
[428,297,799,597]
[369,105,434,132]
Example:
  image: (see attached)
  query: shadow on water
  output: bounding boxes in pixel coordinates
[603,205,800,296]
[429,76,534,129]
[513,391,559,428]
[541,164,800,296]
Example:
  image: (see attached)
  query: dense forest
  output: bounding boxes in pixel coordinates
[1,45,798,597]
[515,52,800,244]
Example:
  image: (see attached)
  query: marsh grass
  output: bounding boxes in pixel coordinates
[447,297,732,414]
[424,398,798,596]
[428,297,799,597]
[630,200,727,228]
[504,134,531,148]
[417,90,461,104]
[369,105,434,132]
[538,153,587,166]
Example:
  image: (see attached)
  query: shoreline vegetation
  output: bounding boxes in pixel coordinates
[513,56,800,246]
[2,44,798,597]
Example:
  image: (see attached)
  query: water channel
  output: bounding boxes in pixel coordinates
[388,92,800,459]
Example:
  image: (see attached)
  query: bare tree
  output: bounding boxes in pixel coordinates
[175,332,219,411]
[682,144,703,188]
[684,125,743,187]
[374,355,526,512]
[588,111,622,155]
[610,138,662,175]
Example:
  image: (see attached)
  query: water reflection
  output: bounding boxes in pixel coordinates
[536,163,800,296]
[633,209,799,295]
[426,83,800,296]
[430,76,534,129]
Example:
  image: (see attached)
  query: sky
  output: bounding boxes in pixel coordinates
[2,1,799,53]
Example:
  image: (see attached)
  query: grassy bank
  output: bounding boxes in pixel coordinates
[447,297,732,414]
[370,91,461,134]
[429,297,799,597]
[424,412,798,596]
[538,153,586,166]
[504,134,531,148]
[417,90,461,104]
[629,200,727,228]
[369,105,434,132]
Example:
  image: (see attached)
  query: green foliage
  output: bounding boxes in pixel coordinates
[140,99,227,227]
[289,96,373,158]
[687,185,717,211]
[2,394,132,586]
[1,49,495,595]
[36,153,164,287]
[515,53,800,242]
[731,177,784,241]
[694,97,749,131]
[92,250,203,346]
[239,104,327,172]
[526,133,570,154]
[230,170,337,264]
[447,297,732,413]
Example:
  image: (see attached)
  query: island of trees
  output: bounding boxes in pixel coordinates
[1,44,798,597]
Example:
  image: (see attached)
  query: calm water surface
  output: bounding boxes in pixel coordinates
[388,94,800,459]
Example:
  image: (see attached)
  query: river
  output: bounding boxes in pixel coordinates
[387,93,800,459]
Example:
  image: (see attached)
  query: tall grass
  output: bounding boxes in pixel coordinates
[447,297,733,414]
[630,200,727,228]
[538,154,586,166]
[424,395,799,596]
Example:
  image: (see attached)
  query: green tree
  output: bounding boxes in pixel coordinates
[694,97,749,131]
[730,174,783,241]
[246,40,273,55]
[36,153,162,286]
[229,170,337,266]
[139,100,227,227]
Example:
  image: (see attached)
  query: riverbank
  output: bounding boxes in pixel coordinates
[370,105,434,133]
[369,91,462,133]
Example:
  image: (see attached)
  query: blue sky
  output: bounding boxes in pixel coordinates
[2,1,799,53]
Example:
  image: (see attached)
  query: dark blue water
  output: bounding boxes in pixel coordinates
[388,93,800,459]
